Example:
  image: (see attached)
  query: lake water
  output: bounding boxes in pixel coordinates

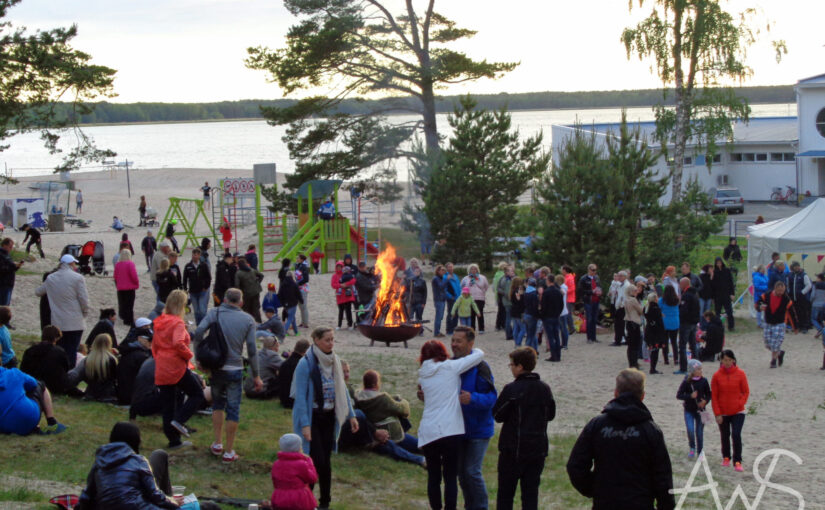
[0,103,796,178]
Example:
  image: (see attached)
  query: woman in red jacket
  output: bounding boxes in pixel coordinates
[330,261,356,330]
[152,290,205,449]
[271,432,318,510]
[710,349,750,472]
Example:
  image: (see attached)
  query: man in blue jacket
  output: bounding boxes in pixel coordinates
[452,326,496,510]
[444,262,462,335]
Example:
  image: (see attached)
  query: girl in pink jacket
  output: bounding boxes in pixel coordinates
[271,433,318,510]
[113,249,140,326]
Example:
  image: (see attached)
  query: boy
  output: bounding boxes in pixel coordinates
[21,224,44,259]
[258,307,286,341]
[492,347,556,510]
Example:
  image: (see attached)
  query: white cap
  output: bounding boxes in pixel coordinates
[134,317,152,328]
[60,254,78,264]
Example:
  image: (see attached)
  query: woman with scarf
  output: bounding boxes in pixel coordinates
[291,327,357,510]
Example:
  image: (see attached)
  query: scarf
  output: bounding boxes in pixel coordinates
[312,344,350,429]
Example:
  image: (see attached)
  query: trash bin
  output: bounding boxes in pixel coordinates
[48,213,65,232]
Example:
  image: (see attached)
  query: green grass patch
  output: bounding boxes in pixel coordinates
[0,487,47,502]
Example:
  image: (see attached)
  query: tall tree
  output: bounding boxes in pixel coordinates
[0,0,116,175]
[246,0,516,194]
[421,96,549,269]
[622,0,785,201]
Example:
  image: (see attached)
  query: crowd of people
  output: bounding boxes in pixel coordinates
[0,226,807,510]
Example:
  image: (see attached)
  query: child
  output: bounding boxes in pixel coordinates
[258,307,286,341]
[451,287,479,327]
[219,217,232,252]
[21,223,45,258]
[271,433,318,510]
[756,281,792,368]
[310,248,325,274]
[263,283,280,315]
[699,311,724,361]
[245,244,258,271]
[676,359,711,459]
[492,347,556,510]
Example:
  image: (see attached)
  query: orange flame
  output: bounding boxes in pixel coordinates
[372,243,408,327]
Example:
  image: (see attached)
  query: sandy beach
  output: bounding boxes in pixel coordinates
[3,167,824,508]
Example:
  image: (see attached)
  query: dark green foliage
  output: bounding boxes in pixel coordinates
[422,97,549,269]
[0,0,116,175]
[536,117,723,278]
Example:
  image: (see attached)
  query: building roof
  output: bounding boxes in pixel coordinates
[797,73,825,86]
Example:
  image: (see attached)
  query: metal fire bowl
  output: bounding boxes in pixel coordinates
[357,323,422,347]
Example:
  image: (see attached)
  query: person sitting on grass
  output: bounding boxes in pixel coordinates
[244,331,285,399]
[70,333,119,403]
[698,311,725,361]
[277,338,310,409]
[258,306,286,342]
[451,287,480,327]
[117,318,154,405]
[20,325,75,396]
[0,364,66,435]
[85,308,119,350]
[0,305,16,368]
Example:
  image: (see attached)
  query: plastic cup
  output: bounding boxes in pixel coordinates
[172,486,185,498]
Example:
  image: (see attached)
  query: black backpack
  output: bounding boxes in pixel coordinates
[195,309,227,370]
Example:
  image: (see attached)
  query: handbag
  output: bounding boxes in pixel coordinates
[195,309,227,371]
[699,409,714,425]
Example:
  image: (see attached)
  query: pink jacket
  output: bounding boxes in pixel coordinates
[113,260,139,291]
[271,451,318,510]
[331,270,356,305]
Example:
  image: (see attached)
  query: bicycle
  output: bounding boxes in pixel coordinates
[770,185,797,204]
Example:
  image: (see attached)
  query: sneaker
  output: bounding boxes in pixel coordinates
[479,330,485,335]
[688,448,695,459]
[197,407,214,416]
[673,370,686,375]
[335,326,341,330]
[210,443,223,456]
[734,462,744,472]
[168,441,192,451]
[770,360,777,369]
[778,350,785,367]
[649,370,662,375]
[44,422,67,435]
[171,420,190,438]
[722,457,731,467]
[222,451,240,463]
[299,324,309,329]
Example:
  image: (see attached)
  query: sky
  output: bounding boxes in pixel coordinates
[7,0,825,103]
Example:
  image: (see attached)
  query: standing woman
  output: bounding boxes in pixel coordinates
[623,284,643,369]
[460,264,489,334]
[417,340,484,510]
[152,290,205,449]
[291,327,358,510]
[644,292,667,374]
[509,277,525,346]
[278,271,302,336]
[114,249,139,327]
[710,350,749,472]
[662,266,680,297]
[659,285,680,367]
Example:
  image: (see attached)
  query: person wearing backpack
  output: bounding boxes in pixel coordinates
[193,288,262,463]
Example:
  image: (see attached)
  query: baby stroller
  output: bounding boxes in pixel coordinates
[143,207,159,227]
[60,244,83,260]
[79,240,107,276]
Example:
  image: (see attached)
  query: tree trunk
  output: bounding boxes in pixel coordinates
[420,82,439,153]
[671,87,690,202]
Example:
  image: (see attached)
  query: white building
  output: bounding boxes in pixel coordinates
[550,73,825,202]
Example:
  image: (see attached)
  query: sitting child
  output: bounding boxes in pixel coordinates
[112,216,124,232]
[698,311,724,361]
[271,433,318,510]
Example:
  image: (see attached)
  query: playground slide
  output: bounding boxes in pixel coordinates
[350,226,378,255]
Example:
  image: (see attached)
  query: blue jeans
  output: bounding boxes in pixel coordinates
[446,299,458,334]
[504,305,513,339]
[434,300,446,335]
[541,318,561,361]
[374,433,424,465]
[511,317,525,346]
[523,314,538,351]
[684,410,704,453]
[57,330,83,369]
[152,280,160,298]
[811,303,825,338]
[0,286,12,306]
[284,306,298,333]
[412,304,424,322]
[584,301,599,341]
[190,291,209,326]
[459,316,472,327]
[458,438,489,510]
[210,369,243,422]
[699,297,712,317]
[559,316,569,348]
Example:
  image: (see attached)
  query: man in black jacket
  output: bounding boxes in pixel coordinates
[676,278,701,374]
[0,238,23,306]
[213,252,236,305]
[20,325,73,395]
[140,231,157,272]
[276,338,310,409]
[493,347,555,510]
[183,248,212,325]
[680,262,702,294]
[539,277,565,362]
[578,264,602,343]
[567,369,674,510]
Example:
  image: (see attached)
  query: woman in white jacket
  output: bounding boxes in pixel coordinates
[417,339,483,510]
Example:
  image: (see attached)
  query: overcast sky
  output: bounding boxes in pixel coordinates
[8,0,825,103]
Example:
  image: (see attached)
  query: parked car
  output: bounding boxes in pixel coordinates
[707,187,744,214]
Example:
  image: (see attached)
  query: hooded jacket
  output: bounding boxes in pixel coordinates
[676,376,711,414]
[213,259,237,299]
[417,348,484,447]
[643,301,666,346]
[701,316,725,361]
[78,442,178,510]
[0,367,40,435]
[711,364,749,417]
[235,264,263,299]
[278,277,303,308]
[567,393,674,510]
[493,372,555,461]
[460,273,489,302]
[459,361,496,439]
[270,451,318,510]
[356,270,377,304]
[182,259,211,294]
[354,389,411,442]
[752,271,769,297]
[20,342,70,395]
[710,259,735,303]
[524,285,539,316]
[151,314,192,386]
[0,247,20,288]
[116,335,152,405]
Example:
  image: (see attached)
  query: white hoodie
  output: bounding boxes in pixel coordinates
[417,347,484,448]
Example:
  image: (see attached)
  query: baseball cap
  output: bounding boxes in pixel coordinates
[60,254,78,264]
[135,317,152,328]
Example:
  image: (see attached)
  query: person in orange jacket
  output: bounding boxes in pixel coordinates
[710,349,750,472]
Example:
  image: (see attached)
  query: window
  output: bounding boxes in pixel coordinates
[817,108,825,138]
[712,154,722,163]
[756,153,768,162]
[743,153,755,162]
[730,153,743,162]
[784,153,795,162]
[771,153,796,163]
[771,153,783,162]
[683,156,693,165]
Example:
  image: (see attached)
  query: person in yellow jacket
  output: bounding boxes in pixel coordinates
[451,287,480,327]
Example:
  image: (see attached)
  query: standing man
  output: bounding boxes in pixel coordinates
[567,369,674,510]
[213,252,237,305]
[183,247,212,325]
[578,264,602,344]
[444,262,461,335]
[75,189,83,214]
[539,275,565,362]
[294,254,311,328]
[34,254,89,368]
[561,265,576,335]
[234,258,263,323]
[194,288,261,463]
[21,224,45,259]
[675,277,700,375]
[0,238,23,306]
[141,230,157,273]
[787,261,812,333]
[451,326,496,510]
[610,271,630,347]
[680,262,703,294]
[150,241,171,298]
[431,264,447,338]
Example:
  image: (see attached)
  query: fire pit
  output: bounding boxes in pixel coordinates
[357,243,423,348]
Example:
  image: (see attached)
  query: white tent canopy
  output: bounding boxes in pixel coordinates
[747,198,825,278]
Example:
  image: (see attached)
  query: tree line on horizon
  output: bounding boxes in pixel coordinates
[50,85,794,125]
